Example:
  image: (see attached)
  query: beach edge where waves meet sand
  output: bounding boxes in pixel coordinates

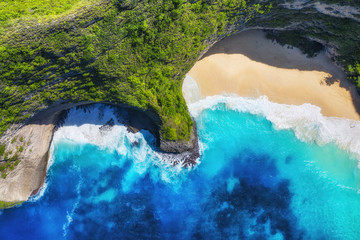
[184,30,360,121]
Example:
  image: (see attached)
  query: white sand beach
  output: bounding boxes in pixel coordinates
[184,30,360,121]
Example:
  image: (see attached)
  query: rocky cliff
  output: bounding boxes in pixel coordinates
[0,101,199,205]
[1,0,360,207]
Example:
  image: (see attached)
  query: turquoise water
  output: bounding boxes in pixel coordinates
[1,102,360,239]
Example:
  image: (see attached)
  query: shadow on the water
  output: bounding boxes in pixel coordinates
[200,29,360,118]
[26,101,161,140]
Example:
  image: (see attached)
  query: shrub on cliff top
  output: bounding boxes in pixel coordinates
[0,0,271,142]
[0,145,5,157]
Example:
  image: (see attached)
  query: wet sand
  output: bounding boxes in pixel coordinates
[185,30,360,120]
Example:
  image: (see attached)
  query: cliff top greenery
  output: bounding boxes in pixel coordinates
[0,0,269,142]
[0,0,100,35]
[1,0,360,146]
[1,0,360,180]
[252,1,360,89]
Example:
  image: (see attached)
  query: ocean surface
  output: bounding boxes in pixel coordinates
[1,96,360,239]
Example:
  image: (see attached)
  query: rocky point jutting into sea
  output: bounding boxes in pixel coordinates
[0,101,199,205]
[1,0,360,207]
[1,1,360,238]
[1,20,360,238]
[1,25,360,210]
[1,51,360,238]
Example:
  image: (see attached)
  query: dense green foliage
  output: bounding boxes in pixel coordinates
[0,0,96,34]
[0,0,268,142]
[0,138,21,176]
[0,145,5,156]
[2,0,360,204]
[0,0,80,21]
[1,0,360,148]
[265,30,324,57]
[347,63,360,88]
[252,4,360,89]
[0,200,23,209]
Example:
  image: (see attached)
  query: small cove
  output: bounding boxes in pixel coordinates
[0,102,360,239]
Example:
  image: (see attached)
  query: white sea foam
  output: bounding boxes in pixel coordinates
[182,75,201,104]
[188,95,360,162]
[38,96,360,201]
[51,104,190,188]
[63,172,82,238]
[28,140,58,203]
[49,95,360,189]
[28,182,48,202]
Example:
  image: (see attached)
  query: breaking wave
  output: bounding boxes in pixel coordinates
[189,95,360,163]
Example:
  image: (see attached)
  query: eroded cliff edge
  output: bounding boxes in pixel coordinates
[1,0,360,207]
[0,101,199,206]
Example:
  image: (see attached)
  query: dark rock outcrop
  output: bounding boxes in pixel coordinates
[159,124,198,153]
[0,100,200,206]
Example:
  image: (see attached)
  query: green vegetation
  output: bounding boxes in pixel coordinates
[265,30,324,57]
[0,0,268,143]
[347,63,360,88]
[0,137,21,176]
[1,0,360,159]
[0,145,5,156]
[0,0,97,34]
[0,200,23,209]
[0,154,20,177]
[252,4,360,89]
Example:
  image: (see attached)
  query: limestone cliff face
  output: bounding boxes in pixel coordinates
[0,101,199,205]
[0,101,76,204]
[0,124,54,203]
[1,1,360,206]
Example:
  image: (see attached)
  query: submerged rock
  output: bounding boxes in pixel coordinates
[99,118,115,131]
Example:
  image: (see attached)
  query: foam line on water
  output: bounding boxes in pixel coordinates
[28,144,56,202]
[63,168,82,239]
[28,182,48,202]
[189,95,360,162]
[51,105,192,186]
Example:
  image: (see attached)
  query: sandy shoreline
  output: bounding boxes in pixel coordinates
[184,30,360,121]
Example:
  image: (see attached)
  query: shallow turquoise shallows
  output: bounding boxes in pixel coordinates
[1,103,360,240]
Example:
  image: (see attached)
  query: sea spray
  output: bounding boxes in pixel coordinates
[52,104,191,184]
[1,102,360,239]
[28,142,56,202]
[28,104,192,206]
[182,75,201,104]
[189,95,360,162]
[62,173,82,238]
[28,182,48,202]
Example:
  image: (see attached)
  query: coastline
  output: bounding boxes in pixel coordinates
[185,30,360,121]
[2,29,360,207]
[0,101,198,206]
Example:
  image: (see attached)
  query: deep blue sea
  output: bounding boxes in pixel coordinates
[1,98,360,240]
